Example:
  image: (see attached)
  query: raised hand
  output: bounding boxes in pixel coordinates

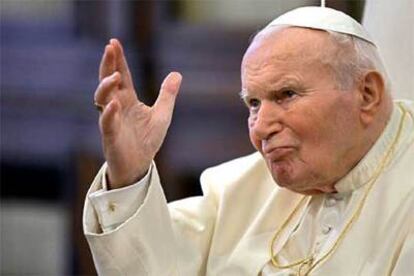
[94,39,182,189]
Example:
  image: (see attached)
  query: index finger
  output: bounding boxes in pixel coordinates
[99,44,116,81]
[109,38,134,89]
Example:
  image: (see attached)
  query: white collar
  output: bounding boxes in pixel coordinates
[334,102,410,194]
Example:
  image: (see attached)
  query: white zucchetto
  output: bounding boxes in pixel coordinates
[266,6,375,45]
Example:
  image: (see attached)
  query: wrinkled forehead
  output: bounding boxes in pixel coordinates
[243,26,335,68]
[240,27,345,93]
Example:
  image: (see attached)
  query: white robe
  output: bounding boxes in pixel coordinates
[83,100,414,275]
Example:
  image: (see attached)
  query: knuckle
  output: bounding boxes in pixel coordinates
[95,77,117,102]
[102,75,113,86]
[94,83,105,102]
[94,87,101,102]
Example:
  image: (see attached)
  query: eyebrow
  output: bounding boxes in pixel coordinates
[239,78,303,100]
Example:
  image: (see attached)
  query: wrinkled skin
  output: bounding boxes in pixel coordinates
[241,27,389,194]
[94,39,182,189]
[95,29,389,193]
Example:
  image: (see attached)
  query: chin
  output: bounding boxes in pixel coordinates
[270,160,296,184]
[274,177,322,194]
[270,161,314,193]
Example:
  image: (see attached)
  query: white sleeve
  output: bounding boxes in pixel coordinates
[83,162,218,275]
[88,165,152,232]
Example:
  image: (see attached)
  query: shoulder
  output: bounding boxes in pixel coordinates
[200,152,264,183]
[393,100,414,163]
[199,151,272,198]
[394,99,414,115]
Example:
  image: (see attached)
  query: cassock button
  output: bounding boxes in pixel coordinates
[322,225,332,235]
[108,202,116,212]
[325,197,337,207]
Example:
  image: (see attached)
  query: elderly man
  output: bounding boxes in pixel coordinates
[83,7,413,275]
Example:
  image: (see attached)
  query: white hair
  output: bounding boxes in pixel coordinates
[325,30,391,93]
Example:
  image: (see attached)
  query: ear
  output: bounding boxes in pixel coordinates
[358,70,385,124]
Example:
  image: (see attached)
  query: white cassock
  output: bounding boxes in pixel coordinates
[83,7,414,275]
[84,100,414,275]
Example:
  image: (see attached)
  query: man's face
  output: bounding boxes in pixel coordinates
[241,27,363,194]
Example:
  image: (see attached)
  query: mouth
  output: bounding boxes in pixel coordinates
[264,147,295,162]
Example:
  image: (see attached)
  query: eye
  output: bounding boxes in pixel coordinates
[281,90,297,98]
[276,89,298,104]
[247,98,261,111]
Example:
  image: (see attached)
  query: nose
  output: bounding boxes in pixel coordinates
[249,101,283,141]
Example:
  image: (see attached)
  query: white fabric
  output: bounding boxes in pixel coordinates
[84,100,414,275]
[261,193,351,275]
[265,6,375,45]
[89,160,352,275]
[88,166,150,231]
[89,180,353,275]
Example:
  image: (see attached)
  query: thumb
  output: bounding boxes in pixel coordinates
[153,72,182,117]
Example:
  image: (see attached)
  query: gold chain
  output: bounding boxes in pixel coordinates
[270,104,407,275]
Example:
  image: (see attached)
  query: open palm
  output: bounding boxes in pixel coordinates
[94,39,182,189]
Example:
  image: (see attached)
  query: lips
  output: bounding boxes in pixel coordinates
[263,147,294,162]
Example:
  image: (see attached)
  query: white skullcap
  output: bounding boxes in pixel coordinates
[265,6,375,45]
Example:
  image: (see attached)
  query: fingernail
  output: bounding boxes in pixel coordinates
[104,45,110,54]
[170,72,182,85]
[107,100,113,110]
[111,71,120,81]
[109,99,118,111]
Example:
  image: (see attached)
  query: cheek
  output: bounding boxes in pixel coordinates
[248,115,261,151]
[293,105,354,164]
[292,102,334,137]
[281,108,332,164]
[249,132,261,151]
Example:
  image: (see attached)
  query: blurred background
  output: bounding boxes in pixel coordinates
[0,0,412,275]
